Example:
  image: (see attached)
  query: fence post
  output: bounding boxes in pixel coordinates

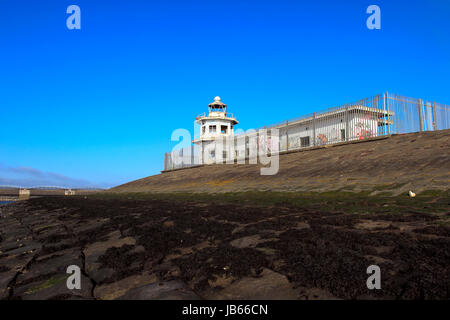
[286,120,289,151]
[312,112,316,146]
[167,153,169,170]
[432,102,437,131]
[345,104,349,141]
[418,99,424,132]
[181,148,184,168]
[386,92,390,135]
[191,145,194,166]
[164,152,167,171]
[245,135,248,159]
[165,153,169,171]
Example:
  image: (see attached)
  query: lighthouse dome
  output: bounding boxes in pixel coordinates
[209,96,226,107]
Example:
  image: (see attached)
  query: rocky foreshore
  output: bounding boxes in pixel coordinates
[1,192,449,300]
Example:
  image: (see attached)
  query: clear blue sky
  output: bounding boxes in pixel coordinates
[0,0,449,188]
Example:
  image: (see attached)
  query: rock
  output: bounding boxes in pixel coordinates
[130,245,145,254]
[90,268,115,284]
[94,272,158,300]
[208,274,236,288]
[230,235,275,249]
[0,271,16,299]
[298,287,339,300]
[83,230,136,275]
[163,241,212,262]
[255,247,277,255]
[207,268,299,300]
[16,248,82,286]
[230,235,262,248]
[13,273,93,300]
[0,250,36,274]
[117,280,201,300]
[162,220,175,228]
[0,242,41,257]
[71,218,109,234]
[355,220,392,230]
[1,227,30,243]
[41,238,77,253]
[33,223,65,238]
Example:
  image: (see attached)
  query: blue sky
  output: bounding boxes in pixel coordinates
[0,0,449,188]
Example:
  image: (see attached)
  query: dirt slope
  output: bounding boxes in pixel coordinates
[112,130,450,195]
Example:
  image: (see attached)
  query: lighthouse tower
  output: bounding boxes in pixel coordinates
[193,96,238,164]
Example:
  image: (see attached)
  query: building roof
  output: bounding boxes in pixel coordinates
[236,105,395,134]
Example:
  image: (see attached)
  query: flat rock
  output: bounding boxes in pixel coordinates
[0,271,16,299]
[13,273,93,300]
[207,268,299,300]
[94,272,158,300]
[0,251,36,273]
[1,228,31,242]
[90,268,115,284]
[230,235,275,249]
[83,230,136,275]
[15,248,82,286]
[298,287,340,300]
[1,242,41,257]
[117,280,201,300]
[355,220,393,230]
[71,218,109,234]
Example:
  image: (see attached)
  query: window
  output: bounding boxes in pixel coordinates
[223,151,227,159]
[209,125,216,133]
[202,126,205,134]
[221,125,228,134]
[341,129,346,141]
[210,150,215,158]
[300,136,310,147]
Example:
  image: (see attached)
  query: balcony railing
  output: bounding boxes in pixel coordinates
[196,112,236,120]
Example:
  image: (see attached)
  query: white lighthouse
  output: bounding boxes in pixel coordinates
[193,96,238,164]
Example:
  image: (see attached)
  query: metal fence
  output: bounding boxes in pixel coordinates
[164,92,450,171]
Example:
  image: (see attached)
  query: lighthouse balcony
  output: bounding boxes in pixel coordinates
[195,112,238,123]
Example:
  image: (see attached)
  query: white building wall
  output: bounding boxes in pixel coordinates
[349,113,379,140]
[275,113,380,150]
[194,113,237,164]
[277,116,347,149]
[199,119,234,140]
